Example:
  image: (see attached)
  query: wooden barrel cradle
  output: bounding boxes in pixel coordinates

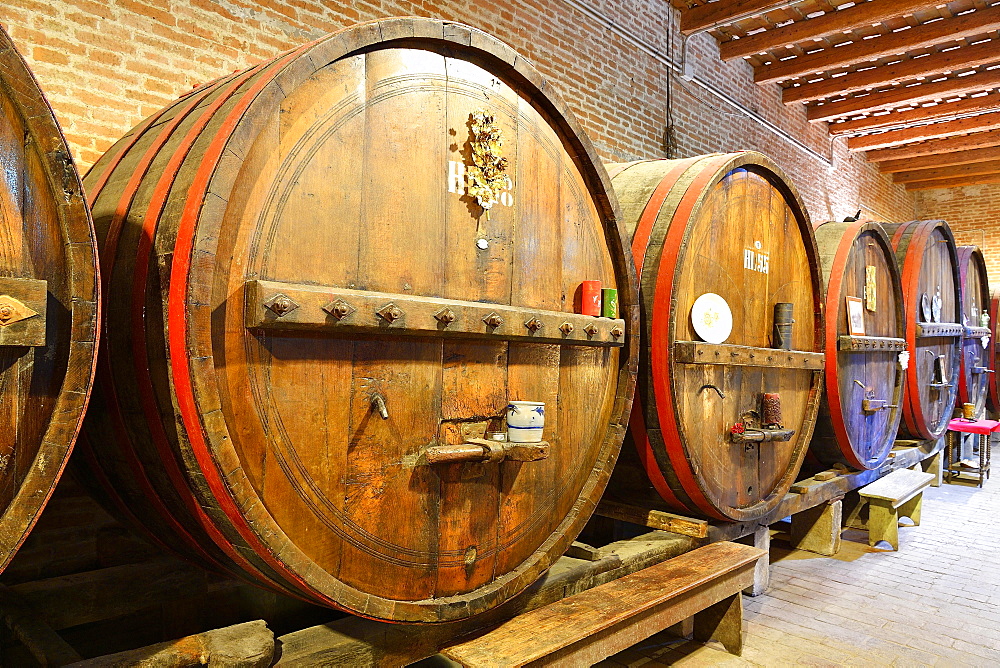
[0,27,99,571]
[884,220,962,443]
[957,246,992,417]
[989,291,1000,413]
[810,221,905,470]
[605,152,824,522]
[78,18,638,622]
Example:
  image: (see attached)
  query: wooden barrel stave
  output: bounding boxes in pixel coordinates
[885,220,962,442]
[0,27,99,570]
[956,246,991,416]
[811,221,905,470]
[80,18,637,621]
[607,152,823,522]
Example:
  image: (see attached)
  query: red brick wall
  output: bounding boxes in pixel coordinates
[915,184,1000,289]
[2,0,916,225]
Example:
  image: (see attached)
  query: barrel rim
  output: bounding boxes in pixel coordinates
[619,151,824,522]
[957,244,990,412]
[815,220,905,470]
[0,26,100,571]
[161,17,638,621]
[888,219,962,440]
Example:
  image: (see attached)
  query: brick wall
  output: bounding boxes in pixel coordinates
[2,0,917,225]
[915,184,1000,289]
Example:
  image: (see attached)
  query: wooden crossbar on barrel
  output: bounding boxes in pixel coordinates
[605,152,824,522]
[0,26,99,571]
[810,221,905,470]
[77,18,638,622]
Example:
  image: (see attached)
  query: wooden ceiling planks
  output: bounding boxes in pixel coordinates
[677,0,1000,187]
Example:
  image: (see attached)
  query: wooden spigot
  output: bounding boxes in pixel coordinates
[425,439,549,465]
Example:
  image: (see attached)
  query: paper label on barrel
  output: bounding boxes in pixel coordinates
[743,240,769,274]
[448,160,514,207]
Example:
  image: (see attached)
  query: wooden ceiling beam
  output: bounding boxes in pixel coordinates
[892,159,1000,183]
[905,172,1000,189]
[829,93,1000,134]
[866,129,1000,162]
[784,39,1000,105]
[681,0,798,35]
[878,145,1000,172]
[755,5,1000,84]
[846,112,1000,151]
[719,0,948,61]
[807,68,1000,122]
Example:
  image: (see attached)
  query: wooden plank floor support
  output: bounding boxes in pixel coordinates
[440,542,762,666]
[66,621,274,668]
[275,531,701,666]
[790,499,843,556]
[859,469,935,550]
[918,449,944,487]
[0,584,82,666]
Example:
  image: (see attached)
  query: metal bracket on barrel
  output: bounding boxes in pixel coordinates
[0,277,47,347]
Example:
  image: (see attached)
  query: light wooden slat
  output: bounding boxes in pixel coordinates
[807,69,1000,123]
[596,500,709,538]
[847,112,1000,151]
[440,542,761,667]
[866,129,1000,162]
[905,171,1000,189]
[878,145,1000,172]
[830,93,1000,135]
[893,158,1000,183]
[784,39,1000,105]
[756,5,1000,84]
[720,0,947,61]
[681,0,797,35]
[673,340,824,369]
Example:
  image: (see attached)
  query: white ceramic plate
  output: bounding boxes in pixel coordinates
[691,293,733,344]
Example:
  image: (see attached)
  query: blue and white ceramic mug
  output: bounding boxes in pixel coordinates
[506,401,545,443]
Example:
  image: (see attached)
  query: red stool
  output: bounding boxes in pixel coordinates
[945,418,997,487]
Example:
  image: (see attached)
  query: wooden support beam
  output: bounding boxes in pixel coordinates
[808,69,1000,122]
[720,0,946,62]
[877,145,1000,172]
[830,93,1000,135]
[755,5,1000,84]
[893,159,1000,183]
[596,500,709,538]
[905,172,1000,189]
[784,39,1000,105]
[681,0,796,35]
[865,129,1000,162]
[847,112,1000,151]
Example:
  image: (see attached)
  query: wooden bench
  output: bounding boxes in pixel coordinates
[440,542,763,667]
[858,468,935,550]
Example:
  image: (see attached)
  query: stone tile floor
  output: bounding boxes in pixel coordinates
[600,444,1000,667]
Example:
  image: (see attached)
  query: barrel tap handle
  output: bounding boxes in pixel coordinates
[699,384,725,399]
[372,394,389,420]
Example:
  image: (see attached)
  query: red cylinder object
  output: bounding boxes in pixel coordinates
[581,280,602,316]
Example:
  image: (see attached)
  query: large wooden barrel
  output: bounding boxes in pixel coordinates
[78,18,637,622]
[810,221,905,470]
[957,246,991,416]
[605,152,823,522]
[884,220,962,442]
[0,27,99,570]
[989,291,1000,413]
